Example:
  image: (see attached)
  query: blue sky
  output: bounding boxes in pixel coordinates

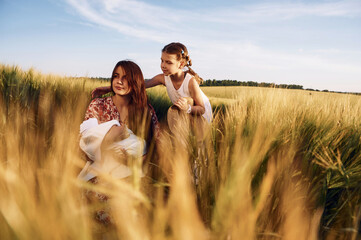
[1,0,360,92]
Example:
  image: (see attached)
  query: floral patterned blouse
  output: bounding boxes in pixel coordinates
[84,96,160,139]
[81,96,159,226]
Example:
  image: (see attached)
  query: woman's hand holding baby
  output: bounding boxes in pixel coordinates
[102,124,130,148]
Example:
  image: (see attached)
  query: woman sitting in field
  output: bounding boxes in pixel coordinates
[78,60,159,225]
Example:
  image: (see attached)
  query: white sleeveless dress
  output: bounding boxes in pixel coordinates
[164,73,212,123]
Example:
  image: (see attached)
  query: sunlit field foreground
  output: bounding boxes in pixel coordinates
[1,65,360,240]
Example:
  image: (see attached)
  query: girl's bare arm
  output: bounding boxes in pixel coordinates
[91,86,111,99]
[145,74,165,88]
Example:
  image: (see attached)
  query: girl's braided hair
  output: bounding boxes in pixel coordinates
[162,42,203,84]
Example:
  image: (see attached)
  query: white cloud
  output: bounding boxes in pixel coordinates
[65,0,361,42]
[204,0,361,23]
[65,0,171,42]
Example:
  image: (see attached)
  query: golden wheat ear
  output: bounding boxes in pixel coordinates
[184,97,194,106]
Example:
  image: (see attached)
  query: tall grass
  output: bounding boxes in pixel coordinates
[0,64,360,239]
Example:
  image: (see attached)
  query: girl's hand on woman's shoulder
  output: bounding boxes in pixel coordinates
[91,86,112,99]
[145,74,165,88]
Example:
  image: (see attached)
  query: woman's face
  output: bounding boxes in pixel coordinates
[112,66,131,96]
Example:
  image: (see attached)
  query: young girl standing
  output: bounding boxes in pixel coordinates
[146,42,212,123]
[147,43,212,186]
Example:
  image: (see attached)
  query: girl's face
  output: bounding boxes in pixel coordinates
[160,52,183,76]
[112,66,131,96]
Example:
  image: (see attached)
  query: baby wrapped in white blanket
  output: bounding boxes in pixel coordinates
[78,118,146,181]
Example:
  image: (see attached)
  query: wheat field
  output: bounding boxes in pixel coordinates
[0,64,360,239]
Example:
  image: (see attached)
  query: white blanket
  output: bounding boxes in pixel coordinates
[78,118,146,181]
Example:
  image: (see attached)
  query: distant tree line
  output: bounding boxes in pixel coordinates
[86,77,360,95]
[89,77,111,82]
[201,79,303,90]
[200,79,361,95]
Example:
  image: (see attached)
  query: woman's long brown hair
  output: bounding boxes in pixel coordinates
[110,60,152,143]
